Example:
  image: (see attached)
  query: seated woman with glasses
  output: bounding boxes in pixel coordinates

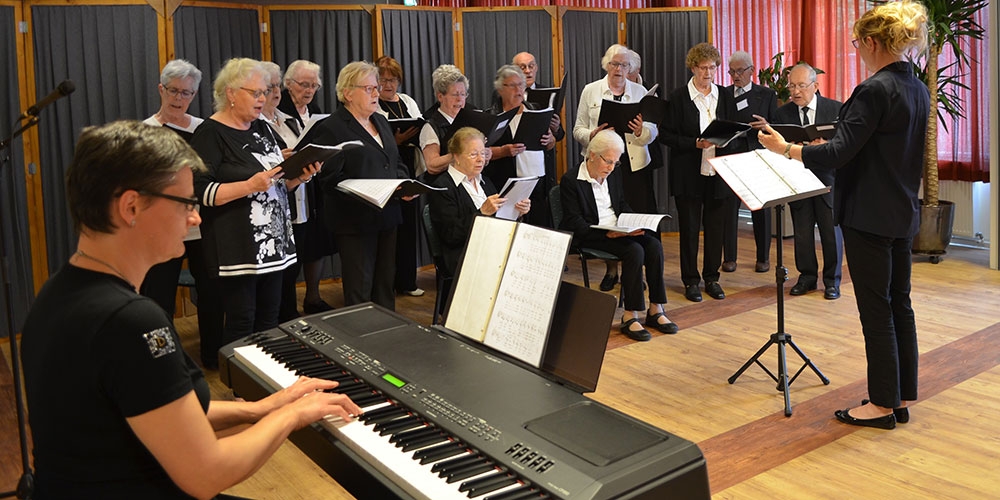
[190,58,321,349]
[419,64,472,184]
[559,130,677,342]
[430,126,530,281]
[305,61,411,311]
[483,65,554,222]
[20,120,361,499]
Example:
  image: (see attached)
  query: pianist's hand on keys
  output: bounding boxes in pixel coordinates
[260,376,364,427]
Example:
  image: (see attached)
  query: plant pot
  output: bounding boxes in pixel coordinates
[912,200,954,263]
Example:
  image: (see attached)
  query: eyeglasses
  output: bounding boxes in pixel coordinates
[517,62,537,71]
[446,92,469,99]
[267,83,281,91]
[851,39,859,49]
[291,79,322,90]
[695,64,718,73]
[378,77,399,85]
[608,61,631,70]
[727,66,752,76]
[597,153,621,168]
[164,86,196,99]
[139,190,200,212]
[239,87,271,99]
[353,84,383,94]
[502,82,526,91]
[465,149,488,160]
[787,82,816,91]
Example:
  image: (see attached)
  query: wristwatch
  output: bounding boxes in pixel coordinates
[783,143,793,159]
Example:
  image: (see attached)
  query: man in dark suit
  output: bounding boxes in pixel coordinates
[775,63,844,300]
[719,51,778,274]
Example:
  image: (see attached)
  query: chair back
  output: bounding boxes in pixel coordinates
[548,185,563,231]
[422,204,443,259]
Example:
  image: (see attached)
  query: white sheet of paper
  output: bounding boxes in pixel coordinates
[495,177,539,221]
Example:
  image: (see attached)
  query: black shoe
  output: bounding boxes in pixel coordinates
[645,312,679,334]
[705,281,725,300]
[834,408,896,429]
[721,261,737,272]
[599,274,619,291]
[789,280,817,296]
[862,399,909,423]
[303,299,334,314]
[620,317,652,341]
[755,261,770,273]
[824,285,841,300]
[684,284,703,302]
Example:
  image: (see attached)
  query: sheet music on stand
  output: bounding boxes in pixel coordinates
[708,149,829,210]
[444,217,571,367]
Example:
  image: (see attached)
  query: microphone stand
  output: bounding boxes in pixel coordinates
[0,115,38,499]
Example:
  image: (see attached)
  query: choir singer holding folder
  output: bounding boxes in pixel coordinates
[559,130,677,342]
[308,61,411,311]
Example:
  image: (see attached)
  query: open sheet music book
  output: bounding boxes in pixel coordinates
[590,212,671,233]
[700,119,752,148]
[495,176,540,221]
[336,178,445,209]
[525,78,567,114]
[277,141,363,179]
[770,122,837,143]
[287,114,330,150]
[707,149,830,211]
[445,217,571,367]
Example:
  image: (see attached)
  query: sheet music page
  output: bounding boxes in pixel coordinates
[288,114,330,150]
[482,224,571,367]
[616,213,669,231]
[495,177,539,221]
[709,149,826,210]
[444,217,517,341]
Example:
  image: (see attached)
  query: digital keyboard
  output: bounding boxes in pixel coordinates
[220,304,710,499]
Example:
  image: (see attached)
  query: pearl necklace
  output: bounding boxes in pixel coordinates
[74,250,135,290]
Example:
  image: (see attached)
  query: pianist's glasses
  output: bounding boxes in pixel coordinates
[139,190,200,212]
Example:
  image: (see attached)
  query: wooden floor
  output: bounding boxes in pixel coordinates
[2,227,999,499]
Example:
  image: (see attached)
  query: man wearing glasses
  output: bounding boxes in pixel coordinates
[718,50,778,275]
[774,63,844,300]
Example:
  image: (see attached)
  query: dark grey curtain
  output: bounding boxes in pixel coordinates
[460,10,554,111]
[381,8,453,112]
[269,9,373,113]
[31,4,160,274]
[561,10,619,173]
[1,5,34,335]
[626,9,709,226]
[174,6,262,117]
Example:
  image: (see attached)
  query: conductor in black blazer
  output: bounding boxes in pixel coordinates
[659,43,734,303]
[308,62,410,311]
[775,63,844,300]
[718,51,778,274]
[560,130,677,341]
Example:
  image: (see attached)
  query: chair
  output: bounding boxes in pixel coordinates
[422,205,452,325]
[548,185,623,295]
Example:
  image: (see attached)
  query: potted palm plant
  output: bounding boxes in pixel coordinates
[909,0,987,262]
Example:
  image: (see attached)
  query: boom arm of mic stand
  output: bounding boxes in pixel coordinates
[0,117,39,152]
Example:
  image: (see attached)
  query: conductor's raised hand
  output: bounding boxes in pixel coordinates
[757,124,788,154]
[249,168,284,193]
[481,194,505,216]
[628,113,644,137]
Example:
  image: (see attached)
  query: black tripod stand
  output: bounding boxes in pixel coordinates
[727,203,829,416]
[0,116,38,499]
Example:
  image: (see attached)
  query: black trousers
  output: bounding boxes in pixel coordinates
[842,226,918,408]
[722,196,772,263]
[186,239,224,366]
[789,197,843,287]
[580,232,667,311]
[675,196,726,286]
[140,256,184,318]
[338,228,397,311]
[219,271,283,347]
[394,197,420,293]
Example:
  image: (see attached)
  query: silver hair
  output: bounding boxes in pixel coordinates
[160,59,202,88]
[283,60,322,89]
[432,64,469,96]
[587,129,625,158]
[728,50,754,68]
[212,58,267,112]
[493,65,525,91]
[790,62,818,82]
[601,44,632,72]
[628,49,642,71]
[260,61,282,83]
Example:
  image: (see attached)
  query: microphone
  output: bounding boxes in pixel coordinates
[20,80,75,119]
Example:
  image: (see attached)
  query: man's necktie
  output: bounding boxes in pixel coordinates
[801,107,810,125]
[735,87,745,97]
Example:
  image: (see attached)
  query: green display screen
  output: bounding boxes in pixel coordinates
[382,373,406,388]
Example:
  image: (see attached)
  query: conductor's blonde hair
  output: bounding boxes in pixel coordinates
[853,0,928,57]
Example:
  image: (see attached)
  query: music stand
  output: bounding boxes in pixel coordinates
[726,203,829,416]
[707,149,831,416]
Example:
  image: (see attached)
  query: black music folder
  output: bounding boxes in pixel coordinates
[513,108,555,150]
[387,117,425,146]
[442,107,518,146]
[597,91,668,135]
[525,80,567,115]
[771,122,838,143]
[276,141,363,179]
[700,119,752,148]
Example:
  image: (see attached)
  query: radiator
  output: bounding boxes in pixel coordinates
[938,180,975,238]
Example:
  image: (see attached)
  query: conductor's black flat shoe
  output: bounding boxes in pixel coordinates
[834,408,896,430]
[684,284,703,302]
[620,318,652,341]
[721,261,737,272]
[789,280,816,296]
[599,274,619,291]
[705,281,726,300]
[645,312,679,334]
[862,399,909,423]
[824,286,841,300]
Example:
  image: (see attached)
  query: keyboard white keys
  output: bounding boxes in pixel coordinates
[234,343,528,500]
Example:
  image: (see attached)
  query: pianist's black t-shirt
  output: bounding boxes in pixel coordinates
[20,264,210,499]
